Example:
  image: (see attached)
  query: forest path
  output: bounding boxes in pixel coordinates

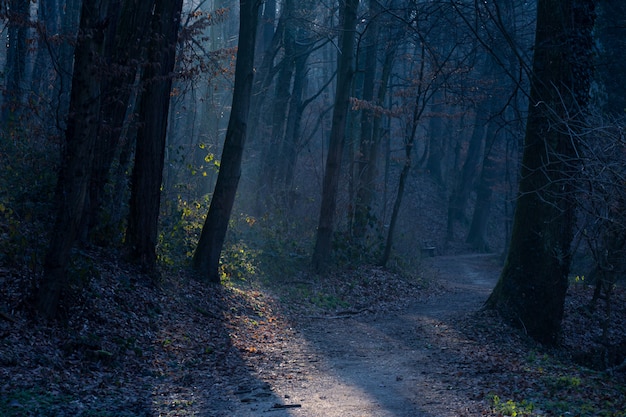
[228,254,502,416]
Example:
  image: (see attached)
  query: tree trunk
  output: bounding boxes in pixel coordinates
[486,0,595,344]
[257,2,295,206]
[37,0,110,319]
[425,95,446,186]
[278,44,310,200]
[466,138,498,252]
[192,0,260,283]
[126,0,184,271]
[31,0,60,128]
[257,0,276,55]
[595,1,626,115]
[311,0,359,273]
[2,0,29,127]
[86,0,156,244]
[353,0,380,240]
[446,99,489,240]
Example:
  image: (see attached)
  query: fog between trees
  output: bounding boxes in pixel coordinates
[1,1,624,344]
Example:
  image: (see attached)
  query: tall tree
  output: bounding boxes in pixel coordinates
[126,0,184,271]
[30,0,81,134]
[311,0,359,272]
[466,129,498,252]
[2,0,29,126]
[257,0,295,203]
[193,0,261,283]
[486,0,595,344]
[37,0,111,318]
[86,0,156,244]
[352,0,381,239]
[446,97,489,241]
[594,0,626,114]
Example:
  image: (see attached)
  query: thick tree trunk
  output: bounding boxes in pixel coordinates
[311,0,359,273]
[486,0,595,344]
[192,0,260,283]
[126,0,184,271]
[86,0,156,244]
[37,1,109,319]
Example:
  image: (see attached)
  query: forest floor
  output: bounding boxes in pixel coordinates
[1,251,626,416]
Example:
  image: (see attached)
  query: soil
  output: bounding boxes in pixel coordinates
[214,254,502,416]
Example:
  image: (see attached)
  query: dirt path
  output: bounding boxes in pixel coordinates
[226,254,502,416]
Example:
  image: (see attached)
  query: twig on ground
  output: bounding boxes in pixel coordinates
[0,310,16,323]
[307,308,372,319]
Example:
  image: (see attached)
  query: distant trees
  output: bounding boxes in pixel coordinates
[486,0,596,344]
[311,0,359,272]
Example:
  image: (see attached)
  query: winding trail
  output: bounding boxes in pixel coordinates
[227,254,502,416]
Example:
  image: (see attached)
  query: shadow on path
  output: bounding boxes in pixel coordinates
[242,253,502,416]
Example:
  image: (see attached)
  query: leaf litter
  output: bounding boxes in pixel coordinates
[0,250,624,416]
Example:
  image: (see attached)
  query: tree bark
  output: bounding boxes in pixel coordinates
[192,0,261,283]
[37,0,110,319]
[311,0,359,273]
[425,95,446,186]
[86,0,156,244]
[257,0,295,205]
[486,0,595,345]
[353,0,381,240]
[126,0,184,271]
[446,97,490,240]
[2,0,29,126]
[466,138,498,252]
[278,44,311,200]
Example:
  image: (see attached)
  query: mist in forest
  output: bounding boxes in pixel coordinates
[1,0,624,331]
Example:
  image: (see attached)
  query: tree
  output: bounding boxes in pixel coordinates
[381,0,470,266]
[486,0,596,344]
[352,0,382,240]
[594,1,626,115]
[193,0,261,283]
[86,0,156,244]
[125,0,184,271]
[37,0,111,318]
[311,0,359,273]
[29,0,81,136]
[2,0,29,126]
[465,125,499,252]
